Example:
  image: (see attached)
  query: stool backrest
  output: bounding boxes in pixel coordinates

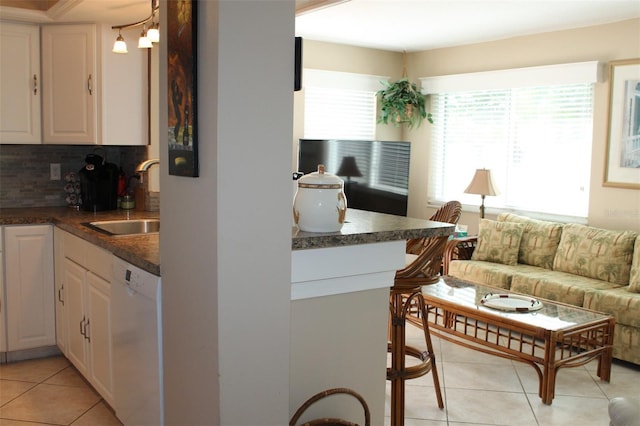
[399,201,462,285]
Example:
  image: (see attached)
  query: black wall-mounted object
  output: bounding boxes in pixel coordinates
[294,37,302,91]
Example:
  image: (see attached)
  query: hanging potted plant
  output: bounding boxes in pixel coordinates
[377,78,433,129]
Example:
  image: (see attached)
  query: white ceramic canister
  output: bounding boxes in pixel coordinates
[293,164,347,232]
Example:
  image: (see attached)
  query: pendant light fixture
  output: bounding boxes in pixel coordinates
[112,30,128,53]
[147,23,160,43]
[147,8,160,44]
[138,26,153,49]
[112,0,159,54]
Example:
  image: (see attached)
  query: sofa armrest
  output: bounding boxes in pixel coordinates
[442,236,478,275]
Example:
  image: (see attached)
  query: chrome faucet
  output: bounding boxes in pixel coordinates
[136,158,160,173]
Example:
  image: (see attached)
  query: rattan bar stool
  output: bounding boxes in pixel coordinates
[387,201,461,426]
[388,237,446,426]
[290,387,370,426]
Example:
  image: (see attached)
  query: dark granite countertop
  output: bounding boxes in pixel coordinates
[292,209,455,250]
[0,207,455,276]
[0,207,160,275]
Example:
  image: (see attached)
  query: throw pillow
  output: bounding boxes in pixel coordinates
[628,236,640,293]
[498,213,563,269]
[553,224,638,285]
[471,219,525,266]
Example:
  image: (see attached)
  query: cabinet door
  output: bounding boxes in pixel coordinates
[41,24,97,144]
[53,227,67,355]
[99,25,148,146]
[4,225,55,351]
[86,272,113,404]
[0,22,41,144]
[64,259,89,377]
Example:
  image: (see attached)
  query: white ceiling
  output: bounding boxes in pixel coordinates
[2,0,639,52]
[295,0,640,52]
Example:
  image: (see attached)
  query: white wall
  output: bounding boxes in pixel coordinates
[160,1,294,424]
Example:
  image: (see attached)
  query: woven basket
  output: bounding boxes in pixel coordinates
[289,388,371,426]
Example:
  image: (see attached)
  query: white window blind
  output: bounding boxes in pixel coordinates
[429,83,594,219]
[304,87,376,140]
[303,69,383,140]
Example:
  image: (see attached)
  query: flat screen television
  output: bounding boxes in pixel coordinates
[297,139,411,216]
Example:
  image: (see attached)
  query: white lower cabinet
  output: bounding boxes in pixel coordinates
[0,229,5,354]
[3,225,55,351]
[65,259,88,373]
[58,229,113,405]
[53,227,66,356]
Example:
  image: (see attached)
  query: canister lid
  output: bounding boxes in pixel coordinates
[297,164,343,189]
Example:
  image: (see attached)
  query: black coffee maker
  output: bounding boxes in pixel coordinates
[78,153,119,212]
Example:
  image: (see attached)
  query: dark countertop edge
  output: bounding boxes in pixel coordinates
[292,209,455,250]
[0,207,160,276]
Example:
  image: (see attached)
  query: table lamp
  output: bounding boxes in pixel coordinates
[464,168,499,218]
[336,156,362,183]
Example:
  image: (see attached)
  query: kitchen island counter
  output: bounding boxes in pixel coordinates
[292,208,454,250]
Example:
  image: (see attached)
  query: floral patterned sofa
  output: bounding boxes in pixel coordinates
[446,213,640,365]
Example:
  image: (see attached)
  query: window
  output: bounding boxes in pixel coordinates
[422,62,601,220]
[304,87,376,140]
[303,69,383,140]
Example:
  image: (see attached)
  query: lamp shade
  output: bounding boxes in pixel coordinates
[147,25,160,43]
[112,34,128,53]
[336,156,363,178]
[464,169,499,196]
[138,29,153,49]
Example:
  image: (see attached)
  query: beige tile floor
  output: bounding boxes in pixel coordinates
[1,331,638,426]
[0,356,121,425]
[384,325,640,426]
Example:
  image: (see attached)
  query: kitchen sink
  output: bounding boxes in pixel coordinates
[83,219,160,236]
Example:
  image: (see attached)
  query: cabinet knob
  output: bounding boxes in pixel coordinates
[33,74,38,95]
[87,74,93,95]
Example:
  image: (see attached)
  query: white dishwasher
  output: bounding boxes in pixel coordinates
[112,256,163,425]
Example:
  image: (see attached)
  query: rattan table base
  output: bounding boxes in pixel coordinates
[413,277,615,405]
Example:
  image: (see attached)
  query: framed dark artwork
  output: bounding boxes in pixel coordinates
[604,58,640,189]
[167,0,198,177]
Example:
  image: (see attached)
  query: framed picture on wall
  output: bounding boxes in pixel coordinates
[604,58,640,189]
[167,0,198,177]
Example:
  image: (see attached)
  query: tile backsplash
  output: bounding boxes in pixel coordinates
[0,145,148,208]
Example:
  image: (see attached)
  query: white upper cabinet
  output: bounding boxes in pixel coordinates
[0,22,41,144]
[41,24,97,144]
[36,23,147,146]
[99,25,148,146]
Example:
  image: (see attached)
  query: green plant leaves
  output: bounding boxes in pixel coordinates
[376,78,433,128]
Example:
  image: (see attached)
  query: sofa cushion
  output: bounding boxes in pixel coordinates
[498,213,563,269]
[583,287,640,328]
[553,224,637,285]
[471,219,524,266]
[510,270,624,307]
[629,236,640,293]
[448,260,543,290]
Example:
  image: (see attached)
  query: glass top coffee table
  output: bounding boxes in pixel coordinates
[419,277,615,405]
